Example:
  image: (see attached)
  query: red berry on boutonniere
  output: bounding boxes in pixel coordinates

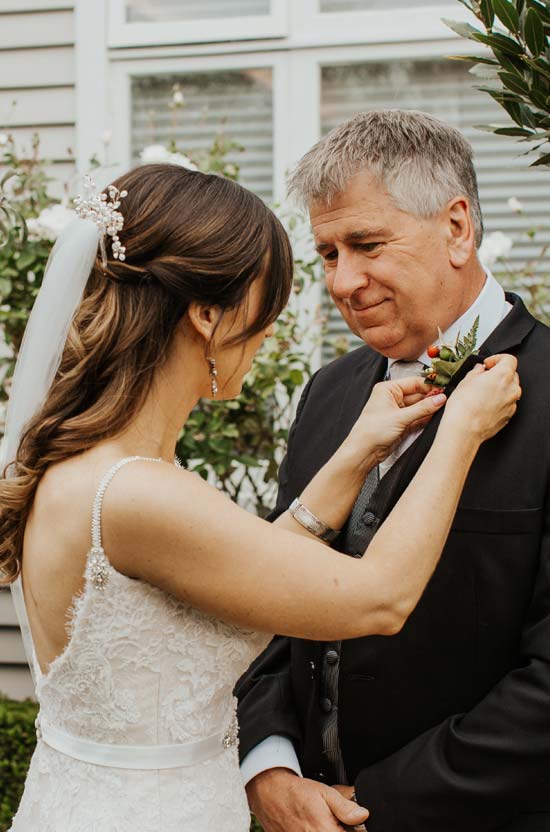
[427,345,440,358]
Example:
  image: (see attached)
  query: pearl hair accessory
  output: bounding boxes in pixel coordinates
[74,175,128,269]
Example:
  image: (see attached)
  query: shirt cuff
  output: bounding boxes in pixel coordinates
[240,734,303,786]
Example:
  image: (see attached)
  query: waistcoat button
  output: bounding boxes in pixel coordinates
[321,697,333,713]
[326,650,339,665]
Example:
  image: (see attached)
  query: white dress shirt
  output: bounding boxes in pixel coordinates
[240,269,512,787]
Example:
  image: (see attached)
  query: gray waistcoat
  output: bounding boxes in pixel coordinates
[319,450,411,783]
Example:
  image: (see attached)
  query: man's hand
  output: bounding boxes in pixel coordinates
[246,767,369,832]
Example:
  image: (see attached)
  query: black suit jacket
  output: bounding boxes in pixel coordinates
[236,295,550,831]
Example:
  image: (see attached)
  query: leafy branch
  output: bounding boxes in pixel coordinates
[445,0,550,167]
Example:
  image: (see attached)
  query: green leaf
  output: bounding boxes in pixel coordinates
[498,69,530,94]
[492,47,526,73]
[531,150,550,164]
[0,277,12,298]
[442,18,483,39]
[15,250,36,271]
[493,125,535,134]
[524,56,550,79]
[524,7,546,55]
[473,31,525,55]
[529,87,549,108]
[288,369,304,385]
[493,0,521,32]
[526,0,550,25]
[456,0,476,13]
[447,54,498,64]
[480,0,496,27]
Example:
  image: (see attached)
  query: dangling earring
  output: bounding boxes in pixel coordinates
[207,357,218,397]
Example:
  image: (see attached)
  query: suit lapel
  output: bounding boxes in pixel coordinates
[329,348,387,454]
[378,293,537,523]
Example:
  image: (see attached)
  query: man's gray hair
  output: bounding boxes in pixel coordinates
[288,109,483,247]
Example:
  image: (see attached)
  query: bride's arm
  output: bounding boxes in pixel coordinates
[106,356,519,642]
[273,376,445,541]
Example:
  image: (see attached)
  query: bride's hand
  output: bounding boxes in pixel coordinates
[344,377,447,466]
[441,354,521,446]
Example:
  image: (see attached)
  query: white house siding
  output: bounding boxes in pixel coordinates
[0,0,75,700]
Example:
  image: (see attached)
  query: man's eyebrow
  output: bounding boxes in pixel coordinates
[344,228,387,242]
[315,228,388,253]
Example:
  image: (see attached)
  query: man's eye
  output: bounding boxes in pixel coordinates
[323,251,338,261]
[359,242,381,252]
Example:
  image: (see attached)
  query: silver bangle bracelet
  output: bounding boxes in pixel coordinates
[288,498,341,543]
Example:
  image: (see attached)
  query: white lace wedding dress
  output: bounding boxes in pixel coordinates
[9,457,271,832]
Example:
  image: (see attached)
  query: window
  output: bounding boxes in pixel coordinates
[125,0,271,23]
[320,60,549,356]
[109,0,287,47]
[320,0,453,9]
[131,68,274,201]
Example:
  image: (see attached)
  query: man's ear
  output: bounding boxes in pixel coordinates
[187,301,222,343]
[446,197,475,268]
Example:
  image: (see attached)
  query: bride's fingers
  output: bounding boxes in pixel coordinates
[390,376,433,397]
[484,353,517,372]
[398,392,447,426]
[402,393,426,407]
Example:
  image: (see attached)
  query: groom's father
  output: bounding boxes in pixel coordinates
[236,110,550,831]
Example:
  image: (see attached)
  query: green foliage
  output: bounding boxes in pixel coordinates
[456,315,481,358]
[0,135,56,363]
[0,695,38,831]
[446,0,550,167]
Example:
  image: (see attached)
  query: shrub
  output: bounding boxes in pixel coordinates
[0,694,37,831]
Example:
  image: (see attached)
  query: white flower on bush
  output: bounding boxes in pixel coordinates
[478,231,513,268]
[139,144,197,171]
[27,203,75,242]
[507,197,524,214]
[0,133,8,147]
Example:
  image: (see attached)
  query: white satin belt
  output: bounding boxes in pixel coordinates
[36,714,238,770]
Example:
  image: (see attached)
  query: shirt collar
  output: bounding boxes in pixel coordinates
[388,269,510,371]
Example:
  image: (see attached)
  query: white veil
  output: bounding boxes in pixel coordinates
[1,217,100,689]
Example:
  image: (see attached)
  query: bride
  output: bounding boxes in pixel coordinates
[0,163,519,832]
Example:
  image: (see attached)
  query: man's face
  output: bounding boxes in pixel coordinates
[311,170,470,360]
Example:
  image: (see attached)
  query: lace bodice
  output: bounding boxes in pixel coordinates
[10,456,271,831]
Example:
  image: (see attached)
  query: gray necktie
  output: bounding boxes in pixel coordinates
[379,359,427,477]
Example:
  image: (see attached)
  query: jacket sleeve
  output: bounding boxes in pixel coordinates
[235,372,319,762]
[354,494,550,832]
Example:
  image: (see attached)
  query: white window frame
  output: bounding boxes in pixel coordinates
[109,52,291,202]
[108,0,289,48]
[289,1,472,47]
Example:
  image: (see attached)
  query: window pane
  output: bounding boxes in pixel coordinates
[131,69,273,201]
[320,60,549,356]
[320,0,452,9]
[126,0,271,22]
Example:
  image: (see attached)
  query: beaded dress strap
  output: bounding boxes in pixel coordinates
[88,456,162,590]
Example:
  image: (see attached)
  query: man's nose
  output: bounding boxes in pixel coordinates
[329,253,369,300]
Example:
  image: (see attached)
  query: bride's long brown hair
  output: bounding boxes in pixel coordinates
[0,164,293,583]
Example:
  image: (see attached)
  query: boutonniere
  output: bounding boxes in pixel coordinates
[424,316,480,388]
